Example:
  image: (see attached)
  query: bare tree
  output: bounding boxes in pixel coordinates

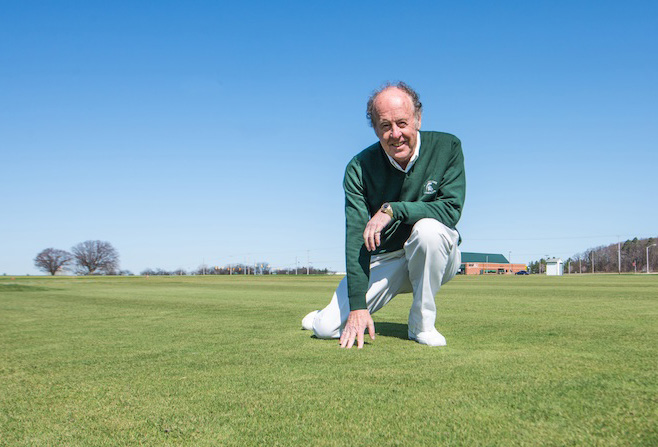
[71,240,119,275]
[34,248,73,275]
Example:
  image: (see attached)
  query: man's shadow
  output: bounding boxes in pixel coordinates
[375,322,408,340]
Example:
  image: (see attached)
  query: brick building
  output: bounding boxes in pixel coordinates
[460,252,528,275]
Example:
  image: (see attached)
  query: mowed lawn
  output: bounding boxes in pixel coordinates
[1,274,656,446]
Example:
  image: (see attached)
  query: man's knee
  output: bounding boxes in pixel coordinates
[312,314,341,339]
[408,218,455,252]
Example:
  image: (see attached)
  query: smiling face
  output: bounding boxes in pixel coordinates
[372,87,421,169]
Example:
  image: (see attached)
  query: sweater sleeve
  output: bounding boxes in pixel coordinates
[343,158,371,310]
[390,137,466,228]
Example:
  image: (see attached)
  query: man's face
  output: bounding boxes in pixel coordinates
[372,88,421,169]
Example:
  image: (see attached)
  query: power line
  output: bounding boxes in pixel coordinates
[466,234,628,242]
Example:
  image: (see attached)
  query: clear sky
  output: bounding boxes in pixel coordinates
[2,0,657,275]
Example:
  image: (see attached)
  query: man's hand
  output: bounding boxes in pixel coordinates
[339,309,375,349]
[363,211,392,252]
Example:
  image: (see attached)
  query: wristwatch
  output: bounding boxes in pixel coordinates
[380,202,394,218]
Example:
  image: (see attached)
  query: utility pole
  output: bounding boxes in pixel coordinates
[295,257,298,275]
[618,236,621,274]
[647,244,657,274]
[307,250,310,275]
[592,252,595,274]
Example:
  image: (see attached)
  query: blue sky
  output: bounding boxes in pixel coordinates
[2,0,656,274]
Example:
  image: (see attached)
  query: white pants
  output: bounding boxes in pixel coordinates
[312,218,461,338]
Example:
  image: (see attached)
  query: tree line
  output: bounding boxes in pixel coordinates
[34,243,332,276]
[34,241,121,275]
[528,236,657,274]
[140,264,332,276]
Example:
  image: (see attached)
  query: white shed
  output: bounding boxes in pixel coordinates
[546,258,563,276]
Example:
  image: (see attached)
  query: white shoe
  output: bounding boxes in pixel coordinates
[408,329,447,347]
[302,310,319,331]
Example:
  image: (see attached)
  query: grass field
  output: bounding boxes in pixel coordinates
[1,274,656,446]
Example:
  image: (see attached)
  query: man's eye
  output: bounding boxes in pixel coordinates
[398,122,407,128]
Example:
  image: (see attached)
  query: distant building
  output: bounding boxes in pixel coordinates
[460,252,527,275]
[546,258,564,276]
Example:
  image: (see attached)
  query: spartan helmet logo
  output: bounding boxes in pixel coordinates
[423,180,438,195]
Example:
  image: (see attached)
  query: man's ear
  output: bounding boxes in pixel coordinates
[416,114,422,130]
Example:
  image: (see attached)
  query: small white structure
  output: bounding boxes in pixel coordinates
[546,258,564,276]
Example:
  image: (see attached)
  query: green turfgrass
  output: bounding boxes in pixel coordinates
[0,274,656,446]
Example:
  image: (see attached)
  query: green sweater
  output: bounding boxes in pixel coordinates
[343,131,466,310]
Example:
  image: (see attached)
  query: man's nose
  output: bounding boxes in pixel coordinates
[390,125,402,138]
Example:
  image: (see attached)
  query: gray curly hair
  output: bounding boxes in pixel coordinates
[366,81,422,128]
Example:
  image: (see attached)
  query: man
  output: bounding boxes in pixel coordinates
[302,82,465,348]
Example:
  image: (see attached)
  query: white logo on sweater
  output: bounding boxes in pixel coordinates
[423,180,438,195]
